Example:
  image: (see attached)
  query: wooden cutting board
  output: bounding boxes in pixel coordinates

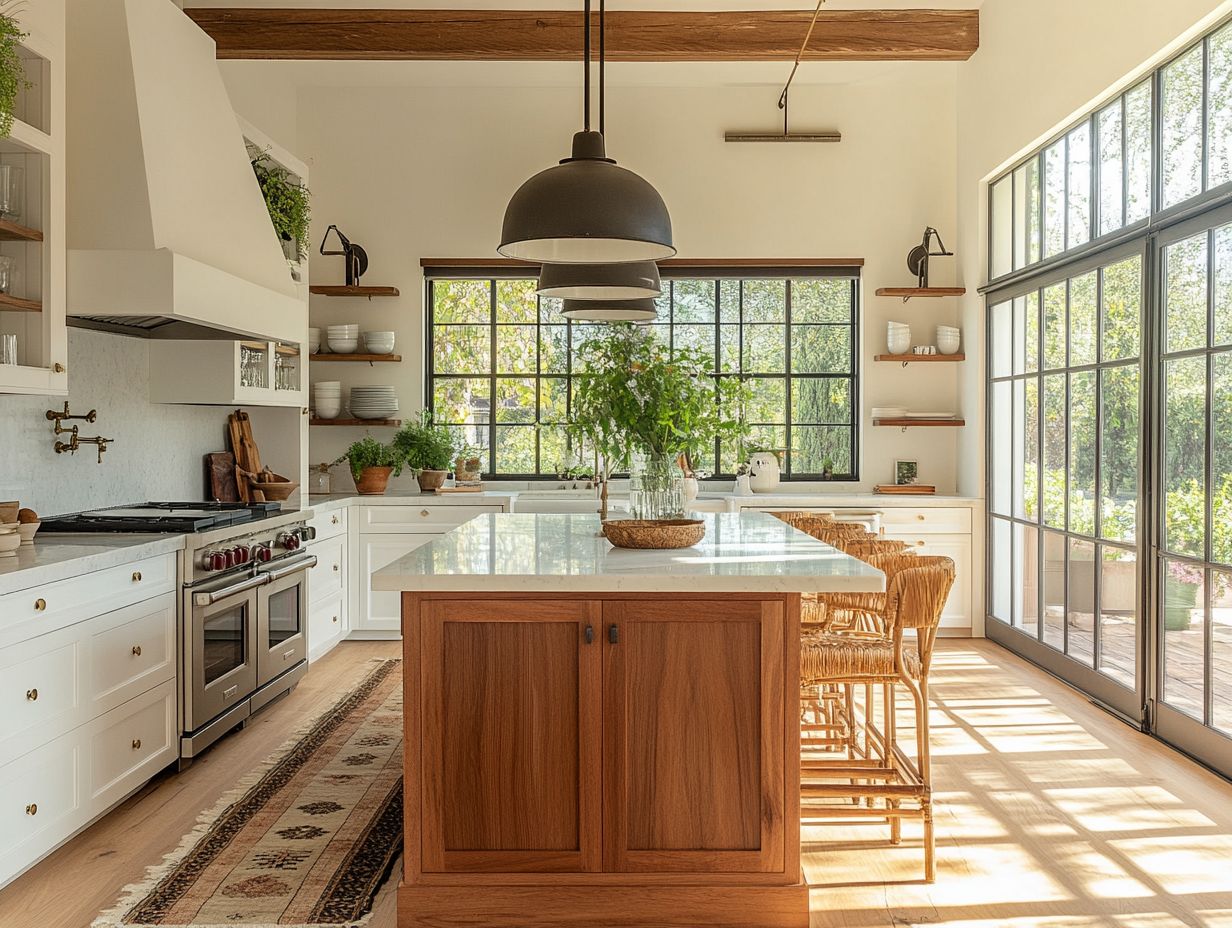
[875,484,937,495]
[205,452,240,502]
[228,410,266,502]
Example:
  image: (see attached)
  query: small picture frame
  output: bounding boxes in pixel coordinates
[894,460,919,486]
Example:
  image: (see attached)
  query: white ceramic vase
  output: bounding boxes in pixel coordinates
[748,452,781,493]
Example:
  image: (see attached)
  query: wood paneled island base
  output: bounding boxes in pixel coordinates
[398,591,808,928]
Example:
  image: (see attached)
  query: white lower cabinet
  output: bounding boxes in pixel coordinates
[309,590,347,661]
[307,518,349,661]
[0,555,179,887]
[355,534,438,636]
[881,532,973,630]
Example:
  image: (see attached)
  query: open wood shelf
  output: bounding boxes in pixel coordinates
[875,353,965,363]
[875,287,967,300]
[873,417,965,427]
[309,353,402,363]
[309,285,400,298]
[0,219,44,242]
[0,292,42,313]
[310,417,402,427]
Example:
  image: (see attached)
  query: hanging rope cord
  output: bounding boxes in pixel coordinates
[580,0,608,135]
[777,0,826,134]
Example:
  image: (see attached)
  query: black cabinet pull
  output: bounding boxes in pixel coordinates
[584,624,594,645]
[608,623,619,644]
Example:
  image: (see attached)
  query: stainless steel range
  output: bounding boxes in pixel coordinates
[41,502,318,758]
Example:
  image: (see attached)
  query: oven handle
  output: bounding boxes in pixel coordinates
[192,572,267,607]
[262,553,318,582]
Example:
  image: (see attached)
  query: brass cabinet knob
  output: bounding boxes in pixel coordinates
[34,598,46,612]
[132,645,143,657]
[131,738,142,750]
[331,515,339,524]
[917,514,926,521]
[53,362,65,373]
[332,614,338,624]
[420,509,430,517]
[132,571,142,582]
[25,803,37,816]
[917,540,926,547]
[332,563,339,572]
[26,688,37,701]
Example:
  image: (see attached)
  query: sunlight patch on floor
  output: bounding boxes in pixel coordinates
[1107,835,1232,895]
[1045,786,1216,832]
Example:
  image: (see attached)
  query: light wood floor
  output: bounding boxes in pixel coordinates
[2,639,1230,928]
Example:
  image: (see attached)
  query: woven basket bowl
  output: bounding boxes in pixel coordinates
[602,519,705,550]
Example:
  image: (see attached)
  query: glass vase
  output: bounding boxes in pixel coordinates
[628,452,686,520]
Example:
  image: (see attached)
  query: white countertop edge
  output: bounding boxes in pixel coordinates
[371,575,885,594]
[0,535,186,596]
[307,490,982,510]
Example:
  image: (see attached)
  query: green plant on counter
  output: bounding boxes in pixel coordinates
[333,436,402,481]
[393,412,457,473]
[0,10,31,139]
[250,147,311,261]
[570,323,751,472]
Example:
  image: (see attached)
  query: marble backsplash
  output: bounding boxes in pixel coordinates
[0,328,235,516]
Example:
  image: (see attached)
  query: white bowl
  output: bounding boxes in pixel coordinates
[315,403,342,419]
[0,531,19,557]
[888,334,911,355]
[937,340,961,356]
[17,521,39,546]
[328,339,359,354]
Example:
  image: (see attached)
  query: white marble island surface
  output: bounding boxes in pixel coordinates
[372,510,884,594]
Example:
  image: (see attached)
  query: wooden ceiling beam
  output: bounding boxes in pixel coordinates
[184,8,979,62]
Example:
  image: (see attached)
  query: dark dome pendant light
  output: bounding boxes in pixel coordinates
[560,297,659,322]
[537,260,662,300]
[498,0,675,265]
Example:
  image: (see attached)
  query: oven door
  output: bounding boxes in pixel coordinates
[256,555,314,688]
[185,573,262,732]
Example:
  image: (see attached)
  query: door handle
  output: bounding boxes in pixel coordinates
[584,624,594,645]
[283,648,296,660]
[608,624,618,644]
[223,685,239,701]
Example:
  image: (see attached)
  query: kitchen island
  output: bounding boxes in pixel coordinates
[372,512,884,928]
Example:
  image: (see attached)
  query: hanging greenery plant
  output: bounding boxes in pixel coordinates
[249,147,311,262]
[0,7,31,139]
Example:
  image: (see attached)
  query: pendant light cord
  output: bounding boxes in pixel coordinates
[583,0,591,132]
[777,0,826,131]
[599,0,606,135]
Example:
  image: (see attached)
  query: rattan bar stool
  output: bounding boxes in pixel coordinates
[798,555,955,883]
[768,510,834,529]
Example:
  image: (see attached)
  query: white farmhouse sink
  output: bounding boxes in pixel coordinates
[512,488,632,514]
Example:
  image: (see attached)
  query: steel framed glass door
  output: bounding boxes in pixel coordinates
[1152,204,1232,773]
[986,243,1147,723]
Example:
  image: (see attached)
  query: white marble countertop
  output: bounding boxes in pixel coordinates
[372,512,885,594]
[0,534,186,596]
[307,490,517,511]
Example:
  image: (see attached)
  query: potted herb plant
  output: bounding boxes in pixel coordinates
[571,324,750,518]
[333,436,402,495]
[1164,560,1201,631]
[394,412,457,493]
[250,147,311,264]
[0,8,30,139]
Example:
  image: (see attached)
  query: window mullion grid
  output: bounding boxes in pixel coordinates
[1092,114,1101,244]
[1122,92,1130,234]
[488,280,497,477]
[1204,228,1215,727]
[713,279,721,473]
[1093,269,1105,668]
[1203,36,1211,195]
[785,279,793,478]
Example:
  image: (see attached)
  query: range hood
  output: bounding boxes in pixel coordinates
[64,0,304,343]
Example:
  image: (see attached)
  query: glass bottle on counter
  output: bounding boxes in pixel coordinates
[309,463,333,495]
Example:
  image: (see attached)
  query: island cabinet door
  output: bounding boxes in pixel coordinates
[601,600,789,875]
[419,599,603,873]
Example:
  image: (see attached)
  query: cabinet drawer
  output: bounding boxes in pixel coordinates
[90,593,176,715]
[0,636,81,763]
[90,680,176,809]
[359,504,503,534]
[308,535,346,601]
[0,729,84,887]
[309,590,346,660]
[308,506,348,542]
[880,532,972,631]
[879,507,971,535]
[0,552,177,645]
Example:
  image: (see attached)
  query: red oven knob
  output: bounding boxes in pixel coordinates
[254,544,273,563]
[232,545,250,564]
[277,532,300,551]
[211,551,227,571]
[222,549,235,569]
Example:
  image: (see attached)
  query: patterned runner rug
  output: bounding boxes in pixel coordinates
[95,658,403,928]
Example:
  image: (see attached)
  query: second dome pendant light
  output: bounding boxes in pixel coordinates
[498,0,675,266]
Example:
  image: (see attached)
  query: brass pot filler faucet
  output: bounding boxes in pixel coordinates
[46,402,114,463]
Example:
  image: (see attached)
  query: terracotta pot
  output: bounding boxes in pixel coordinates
[354,466,393,495]
[417,469,448,492]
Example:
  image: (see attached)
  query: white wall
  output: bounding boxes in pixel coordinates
[230,64,965,493]
[0,328,234,515]
[953,0,1232,498]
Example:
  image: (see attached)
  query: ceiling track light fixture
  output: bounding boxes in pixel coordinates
[560,297,659,323]
[537,260,662,300]
[498,0,675,264]
[724,0,842,144]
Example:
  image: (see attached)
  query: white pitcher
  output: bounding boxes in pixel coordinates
[748,452,781,493]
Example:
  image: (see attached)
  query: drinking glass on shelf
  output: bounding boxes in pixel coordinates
[0,166,24,221]
[0,334,17,365]
[0,256,15,294]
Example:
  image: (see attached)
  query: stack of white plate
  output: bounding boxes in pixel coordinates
[314,381,341,419]
[936,325,961,355]
[363,331,396,355]
[327,324,359,353]
[887,321,911,355]
[349,385,399,420]
[871,406,908,419]
[308,327,321,355]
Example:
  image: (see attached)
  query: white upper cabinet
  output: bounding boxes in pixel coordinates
[0,0,66,396]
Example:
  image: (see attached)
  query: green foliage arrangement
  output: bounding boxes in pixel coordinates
[333,437,402,481]
[570,323,751,473]
[394,412,457,473]
[250,149,311,261]
[0,11,31,139]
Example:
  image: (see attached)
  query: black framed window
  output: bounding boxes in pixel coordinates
[426,268,860,480]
